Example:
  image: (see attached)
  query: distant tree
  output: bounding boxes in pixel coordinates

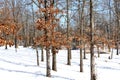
[0,1,15,49]
[114,0,120,55]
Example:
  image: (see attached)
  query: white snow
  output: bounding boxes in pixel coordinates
[0,46,120,80]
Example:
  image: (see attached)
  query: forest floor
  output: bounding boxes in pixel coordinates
[0,46,120,80]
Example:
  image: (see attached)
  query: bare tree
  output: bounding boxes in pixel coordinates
[90,0,97,80]
[78,0,85,72]
[114,0,120,55]
[66,0,71,65]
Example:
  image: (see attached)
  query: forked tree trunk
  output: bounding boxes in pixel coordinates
[90,0,97,80]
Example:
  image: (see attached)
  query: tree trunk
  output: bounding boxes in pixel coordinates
[110,48,113,59]
[66,0,71,65]
[44,0,51,77]
[67,48,71,65]
[46,47,51,77]
[23,36,27,47]
[5,35,7,49]
[116,43,119,55]
[78,0,85,72]
[90,0,97,80]
[41,46,44,61]
[80,48,83,72]
[52,47,57,71]
[36,47,39,66]
[83,44,86,59]
[5,42,7,49]
[15,35,17,52]
[114,0,120,55]
[97,47,100,58]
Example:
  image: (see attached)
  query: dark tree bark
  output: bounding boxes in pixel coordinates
[36,47,39,66]
[41,46,44,61]
[83,44,87,59]
[116,43,119,55]
[67,48,71,65]
[52,47,57,71]
[14,35,17,52]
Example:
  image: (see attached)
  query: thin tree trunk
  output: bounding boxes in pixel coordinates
[41,46,44,61]
[5,42,7,49]
[15,35,17,52]
[52,47,57,71]
[80,48,83,72]
[116,43,119,55]
[36,47,39,66]
[110,48,113,59]
[97,46,100,58]
[31,3,35,45]
[90,0,97,80]
[83,44,86,59]
[78,0,85,72]
[114,0,120,55]
[66,0,71,65]
[5,34,7,49]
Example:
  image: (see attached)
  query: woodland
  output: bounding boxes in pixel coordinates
[0,0,120,80]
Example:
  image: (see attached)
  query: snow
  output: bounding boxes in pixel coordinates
[0,46,120,80]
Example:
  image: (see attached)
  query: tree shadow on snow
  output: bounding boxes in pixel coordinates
[0,58,37,67]
[52,75,74,80]
[0,67,45,77]
[97,66,120,71]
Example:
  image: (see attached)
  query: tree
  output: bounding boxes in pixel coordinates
[90,0,97,80]
[51,0,57,71]
[0,0,15,49]
[66,0,71,65]
[35,0,65,77]
[114,0,120,55]
[78,0,86,72]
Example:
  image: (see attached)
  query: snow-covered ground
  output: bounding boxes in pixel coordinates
[0,46,120,80]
